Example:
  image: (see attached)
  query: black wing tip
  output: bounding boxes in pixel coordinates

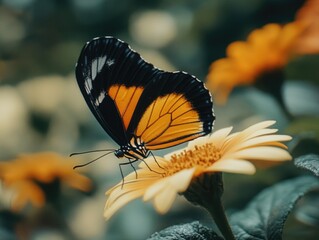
[75,36,129,83]
[78,36,167,75]
[168,71,215,132]
[84,36,125,48]
[77,36,128,62]
[76,36,156,74]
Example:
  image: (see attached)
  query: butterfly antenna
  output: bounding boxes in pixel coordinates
[73,151,114,170]
[70,149,115,157]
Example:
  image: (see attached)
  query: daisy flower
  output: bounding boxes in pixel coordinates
[104,121,292,220]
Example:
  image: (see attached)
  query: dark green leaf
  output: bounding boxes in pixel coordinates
[147,221,223,240]
[295,154,319,177]
[230,176,319,240]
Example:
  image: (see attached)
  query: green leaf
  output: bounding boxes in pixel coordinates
[230,176,319,240]
[147,221,223,240]
[295,154,319,177]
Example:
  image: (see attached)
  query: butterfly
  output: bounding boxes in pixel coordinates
[75,36,215,167]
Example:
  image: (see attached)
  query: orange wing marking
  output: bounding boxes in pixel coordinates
[108,84,144,130]
[136,93,203,149]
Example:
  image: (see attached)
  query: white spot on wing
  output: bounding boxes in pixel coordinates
[94,90,106,106]
[84,78,92,94]
[91,56,107,80]
[98,56,107,68]
[91,59,98,80]
[106,59,115,66]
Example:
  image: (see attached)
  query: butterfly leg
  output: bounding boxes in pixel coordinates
[150,151,165,170]
[119,159,139,188]
[129,158,138,178]
[140,156,165,176]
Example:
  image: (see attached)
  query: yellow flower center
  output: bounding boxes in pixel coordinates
[164,143,222,176]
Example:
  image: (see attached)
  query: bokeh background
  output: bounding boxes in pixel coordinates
[1,0,319,239]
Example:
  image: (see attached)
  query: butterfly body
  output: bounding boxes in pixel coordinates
[76,36,215,162]
[114,136,149,160]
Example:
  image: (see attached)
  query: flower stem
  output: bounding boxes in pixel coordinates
[184,173,235,240]
[204,173,235,240]
[206,191,235,239]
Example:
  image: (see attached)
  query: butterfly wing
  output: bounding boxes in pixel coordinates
[76,36,215,150]
[129,71,215,150]
[76,37,161,146]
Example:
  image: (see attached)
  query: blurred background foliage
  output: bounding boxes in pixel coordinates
[0,0,318,239]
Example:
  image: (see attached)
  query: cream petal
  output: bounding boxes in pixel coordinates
[153,186,178,214]
[106,183,141,206]
[205,159,256,174]
[266,142,288,149]
[225,132,239,143]
[104,187,146,220]
[185,127,232,151]
[232,134,292,151]
[106,178,152,200]
[223,121,277,152]
[206,127,233,149]
[249,128,278,138]
[119,170,142,182]
[230,121,276,143]
[104,175,161,220]
[222,143,289,160]
[240,121,276,135]
[232,146,292,161]
[143,168,196,201]
[142,179,167,201]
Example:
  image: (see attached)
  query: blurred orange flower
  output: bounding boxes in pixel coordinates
[207,22,305,104]
[207,0,319,104]
[104,121,292,220]
[0,152,92,211]
[294,0,319,54]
